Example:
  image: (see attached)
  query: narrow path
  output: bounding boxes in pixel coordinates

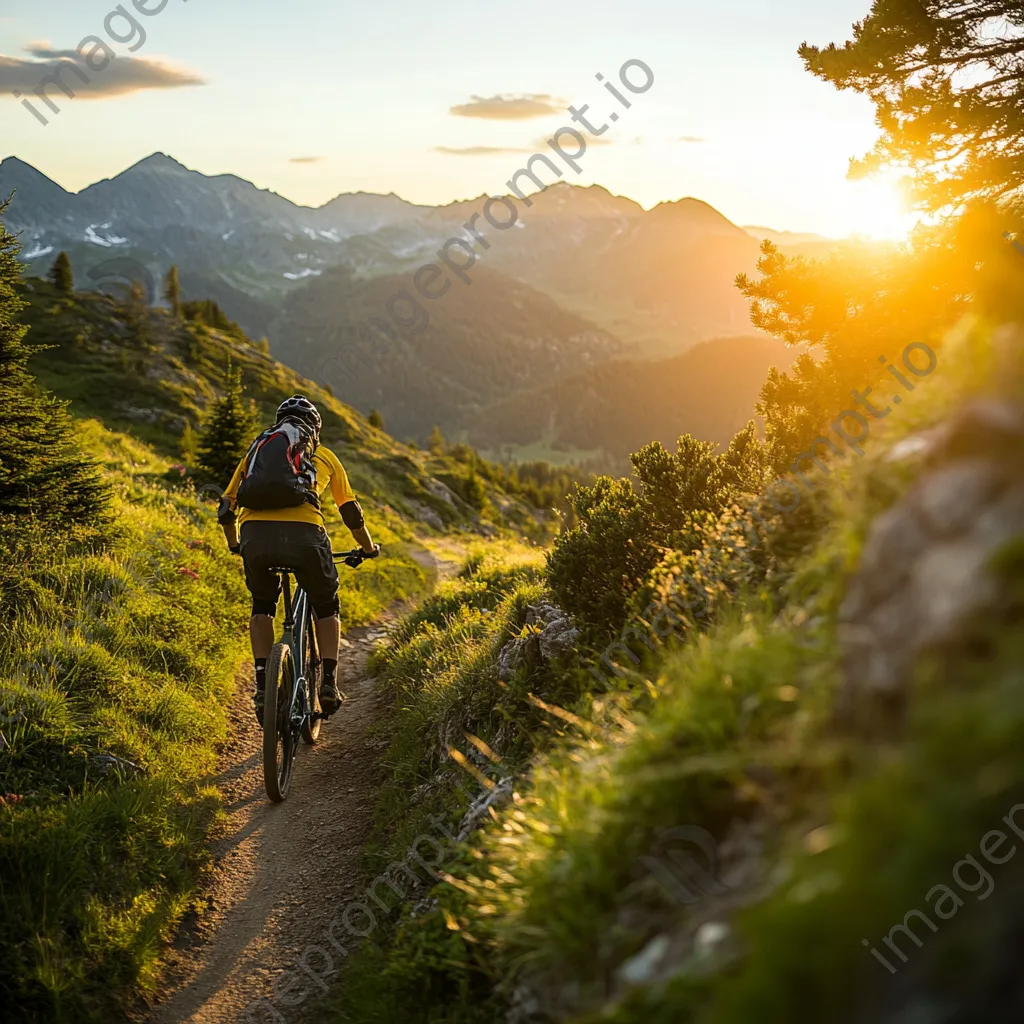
[146,622,386,1024]
[145,546,456,1024]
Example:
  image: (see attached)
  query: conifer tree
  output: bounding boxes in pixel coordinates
[802,0,1024,209]
[368,408,385,430]
[428,425,446,455]
[180,422,198,464]
[196,364,259,486]
[463,458,486,511]
[163,265,181,318]
[0,202,109,527]
[49,251,74,293]
[126,279,149,348]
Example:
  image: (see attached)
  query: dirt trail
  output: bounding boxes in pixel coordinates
[146,548,455,1024]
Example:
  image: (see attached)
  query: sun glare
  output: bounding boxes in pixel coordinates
[841,173,920,241]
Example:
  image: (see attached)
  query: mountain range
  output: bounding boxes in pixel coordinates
[1,153,806,457]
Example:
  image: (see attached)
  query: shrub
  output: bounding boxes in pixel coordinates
[546,476,655,637]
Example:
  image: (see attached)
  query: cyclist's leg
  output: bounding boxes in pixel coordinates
[292,526,343,712]
[239,523,283,720]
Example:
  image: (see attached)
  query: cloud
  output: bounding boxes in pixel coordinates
[449,93,564,120]
[678,135,705,143]
[0,44,205,99]
[289,156,324,164]
[435,131,614,157]
[537,132,613,148]
[434,145,528,156]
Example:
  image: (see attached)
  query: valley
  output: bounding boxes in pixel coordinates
[1,154,816,462]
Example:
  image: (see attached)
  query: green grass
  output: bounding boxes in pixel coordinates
[324,319,1024,1024]
[0,420,434,1023]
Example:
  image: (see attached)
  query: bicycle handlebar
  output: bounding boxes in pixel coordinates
[333,544,381,568]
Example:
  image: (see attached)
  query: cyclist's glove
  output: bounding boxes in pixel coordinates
[344,544,381,569]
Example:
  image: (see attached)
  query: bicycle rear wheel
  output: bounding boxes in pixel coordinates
[301,612,322,745]
[263,642,296,802]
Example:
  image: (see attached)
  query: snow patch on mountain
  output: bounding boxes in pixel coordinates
[85,224,128,247]
[23,243,54,260]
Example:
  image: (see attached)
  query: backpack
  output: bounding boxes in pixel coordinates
[236,417,321,511]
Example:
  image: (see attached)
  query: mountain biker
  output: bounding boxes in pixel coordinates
[217,395,378,723]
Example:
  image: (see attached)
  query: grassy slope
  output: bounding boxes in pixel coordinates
[324,322,1024,1023]
[18,278,548,543]
[0,283,549,1022]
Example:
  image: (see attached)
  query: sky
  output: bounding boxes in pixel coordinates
[0,0,915,239]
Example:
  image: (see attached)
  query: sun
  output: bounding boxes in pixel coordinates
[842,172,920,241]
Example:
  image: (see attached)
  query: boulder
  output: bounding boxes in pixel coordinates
[838,400,1024,721]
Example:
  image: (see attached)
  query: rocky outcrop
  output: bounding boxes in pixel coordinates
[497,602,579,678]
[839,399,1024,721]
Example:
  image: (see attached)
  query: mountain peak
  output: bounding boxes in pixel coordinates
[0,157,73,205]
[649,196,742,233]
[126,152,190,174]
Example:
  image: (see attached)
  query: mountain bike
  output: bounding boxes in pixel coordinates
[262,546,377,802]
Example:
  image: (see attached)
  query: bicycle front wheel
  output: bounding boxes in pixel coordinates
[263,642,296,802]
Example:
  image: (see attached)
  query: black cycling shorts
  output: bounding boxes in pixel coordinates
[239,521,340,618]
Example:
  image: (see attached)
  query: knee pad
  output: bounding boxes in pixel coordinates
[251,598,277,617]
[312,595,341,619]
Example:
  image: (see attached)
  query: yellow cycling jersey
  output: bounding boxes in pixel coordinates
[223,444,357,528]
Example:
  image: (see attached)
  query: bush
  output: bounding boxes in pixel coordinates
[546,476,655,637]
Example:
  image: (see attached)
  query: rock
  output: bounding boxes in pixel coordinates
[618,934,671,986]
[411,502,444,531]
[838,400,1024,722]
[91,753,143,776]
[693,921,730,957]
[423,477,459,507]
[538,613,580,662]
[496,602,579,678]
[910,459,1004,538]
[932,397,1024,464]
[497,634,540,678]
[456,777,514,842]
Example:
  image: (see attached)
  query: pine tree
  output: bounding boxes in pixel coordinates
[801,0,1024,210]
[428,425,446,455]
[163,265,181,318]
[180,422,198,464]
[195,364,259,486]
[126,279,149,348]
[463,459,487,511]
[368,408,385,430]
[0,201,109,528]
[48,251,74,293]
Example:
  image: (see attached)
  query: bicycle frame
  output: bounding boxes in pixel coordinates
[260,546,374,801]
[277,571,319,736]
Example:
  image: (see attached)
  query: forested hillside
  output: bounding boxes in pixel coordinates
[264,263,626,444]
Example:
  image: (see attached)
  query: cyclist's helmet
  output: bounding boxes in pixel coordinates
[277,395,322,436]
